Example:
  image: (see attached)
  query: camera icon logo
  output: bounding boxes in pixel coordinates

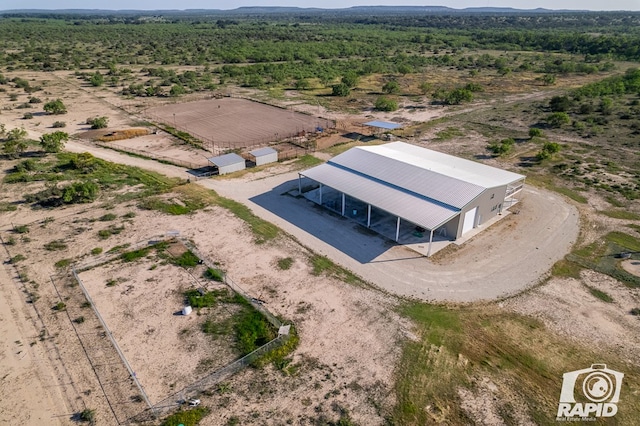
[557,364,624,419]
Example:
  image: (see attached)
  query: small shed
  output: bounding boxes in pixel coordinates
[208,153,246,175]
[249,147,278,166]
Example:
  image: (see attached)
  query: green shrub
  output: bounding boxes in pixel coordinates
[203,267,224,282]
[374,96,398,111]
[528,128,544,138]
[185,289,217,308]
[52,121,66,128]
[277,257,293,270]
[120,247,151,262]
[587,286,614,303]
[10,254,26,263]
[86,116,108,129]
[53,301,66,311]
[122,212,136,218]
[0,202,17,212]
[91,247,103,255]
[44,239,67,251]
[54,258,72,268]
[74,316,85,324]
[78,408,95,423]
[5,237,16,245]
[98,213,117,221]
[13,224,29,234]
[236,309,277,355]
[161,406,210,426]
[173,250,199,267]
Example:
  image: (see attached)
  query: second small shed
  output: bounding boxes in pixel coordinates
[249,147,278,166]
[208,153,246,175]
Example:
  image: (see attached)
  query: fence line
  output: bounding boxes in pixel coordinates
[132,333,290,423]
[71,268,155,417]
[72,235,291,423]
[93,142,206,170]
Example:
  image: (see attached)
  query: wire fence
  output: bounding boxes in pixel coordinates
[143,94,335,155]
[71,234,291,423]
[130,332,290,423]
[93,142,207,170]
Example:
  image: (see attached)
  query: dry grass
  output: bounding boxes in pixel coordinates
[97,128,150,142]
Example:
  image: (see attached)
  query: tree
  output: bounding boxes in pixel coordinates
[538,74,556,86]
[549,96,572,112]
[294,79,311,90]
[332,82,350,97]
[2,139,28,158]
[90,72,104,87]
[169,84,186,96]
[536,141,561,161]
[382,80,400,95]
[445,88,473,105]
[3,127,29,157]
[62,182,99,204]
[487,138,515,157]
[374,96,398,111]
[341,71,358,88]
[86,116,108,129]
[40,131,68,153]
[5,127,27,141]
[546,112,570,128]
[43,99,67,115]
[600,97,613,115]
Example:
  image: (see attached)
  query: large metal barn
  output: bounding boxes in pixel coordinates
[298,142,525,256]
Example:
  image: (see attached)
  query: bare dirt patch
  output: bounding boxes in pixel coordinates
[145,97,334,150]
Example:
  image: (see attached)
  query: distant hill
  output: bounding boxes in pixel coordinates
[0,6,596,15]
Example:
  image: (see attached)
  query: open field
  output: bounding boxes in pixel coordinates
[2,10,640,426]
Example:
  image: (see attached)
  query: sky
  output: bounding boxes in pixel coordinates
[2,0,639,11]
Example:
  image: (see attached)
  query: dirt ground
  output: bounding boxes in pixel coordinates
[145,97,334,150]
[2,69,640,425]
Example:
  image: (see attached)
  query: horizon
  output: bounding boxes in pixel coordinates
[2,1,639,12]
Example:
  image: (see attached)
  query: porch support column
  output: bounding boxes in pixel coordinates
[319,184,323,206]
[395,216,401,242]
[341,193,345,216]
[367,204,371,228]
[298,174,302,195]
[427,229,434,257]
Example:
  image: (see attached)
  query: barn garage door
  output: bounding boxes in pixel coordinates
[462,207,477,235]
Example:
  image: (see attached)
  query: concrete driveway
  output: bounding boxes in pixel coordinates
[201,171,580,302]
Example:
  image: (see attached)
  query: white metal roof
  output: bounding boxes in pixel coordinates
[301,163,459,230]
[207,153,245,168]
[328,146,485,209]
[361,142,525,188]
[249,147,277,158]
[300,142,526,231]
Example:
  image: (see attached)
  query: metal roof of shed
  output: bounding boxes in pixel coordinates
[300,142,526,231]
[302,163,459,230]
[363,120,402,130]
[207,153,245,167]
[249,147,277,157]
[328,147,485,209]
[364,142,525,188]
